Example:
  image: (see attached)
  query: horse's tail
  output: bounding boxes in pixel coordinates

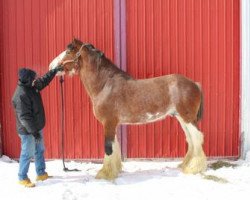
[196,82,204,121]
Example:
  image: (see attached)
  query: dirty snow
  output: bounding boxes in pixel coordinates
[0,154,249,200]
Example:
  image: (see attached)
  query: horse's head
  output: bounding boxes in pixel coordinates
[49,38,88,76]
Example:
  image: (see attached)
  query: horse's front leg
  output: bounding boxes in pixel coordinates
[96,121,122,180]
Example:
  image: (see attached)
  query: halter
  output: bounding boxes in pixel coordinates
[62,43,86,70]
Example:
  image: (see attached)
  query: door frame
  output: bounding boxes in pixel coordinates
[241,0,250,159]
[114,0,127,158]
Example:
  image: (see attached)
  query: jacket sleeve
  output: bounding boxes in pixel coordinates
[16,94,38,134]
[33,68,58,91]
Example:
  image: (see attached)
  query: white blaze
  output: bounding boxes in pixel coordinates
[49,51,67,75]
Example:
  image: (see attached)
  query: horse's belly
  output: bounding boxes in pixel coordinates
[120,108,176,125]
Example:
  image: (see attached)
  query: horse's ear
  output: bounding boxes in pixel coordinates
[72,37,82,46]
[72,37,77,45]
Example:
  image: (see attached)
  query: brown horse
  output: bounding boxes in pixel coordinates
[49,38,207,180]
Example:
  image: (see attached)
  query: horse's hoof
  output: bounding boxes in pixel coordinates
[182,156,207,174]
[178,157,191,169]
[178,162,184,169]
[95,168,118,180]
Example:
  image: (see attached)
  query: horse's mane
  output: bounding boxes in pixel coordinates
[69,39,133,81]
[97,56,132,81]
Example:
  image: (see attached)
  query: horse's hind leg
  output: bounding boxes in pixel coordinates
[184,123,207,174]
[176,116,207,174]
[176,116,193,169]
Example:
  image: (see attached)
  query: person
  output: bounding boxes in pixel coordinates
[12,65,63,187]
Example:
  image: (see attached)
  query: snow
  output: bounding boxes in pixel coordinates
[1,154,249,200]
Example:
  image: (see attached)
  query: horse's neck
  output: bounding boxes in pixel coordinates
[79,65,106,98]
[78,59,131,99]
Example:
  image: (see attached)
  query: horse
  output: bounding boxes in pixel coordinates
[49,38,207,180]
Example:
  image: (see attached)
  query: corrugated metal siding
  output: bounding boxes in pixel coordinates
[0,0,114,159]
[126,0,240,158]
[0,0,241,160]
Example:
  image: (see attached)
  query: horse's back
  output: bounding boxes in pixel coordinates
[131,74,200,95]
[129,74,202,122]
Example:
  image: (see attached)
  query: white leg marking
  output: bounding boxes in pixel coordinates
[176,116,193,168]
[176,116,207,174]
[96,136,122,180]
[176,116,193,147]
[186,123,204,155]
[183,123,207,174]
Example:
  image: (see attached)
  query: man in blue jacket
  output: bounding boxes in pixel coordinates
[12,66,62,187]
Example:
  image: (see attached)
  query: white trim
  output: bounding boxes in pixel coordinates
[241,0,250,159]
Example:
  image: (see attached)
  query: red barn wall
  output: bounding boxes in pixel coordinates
[0,0,240,159]
[0,0,114,159]
[126,0,240,158]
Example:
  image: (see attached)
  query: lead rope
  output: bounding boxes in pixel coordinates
[59,76,80,172]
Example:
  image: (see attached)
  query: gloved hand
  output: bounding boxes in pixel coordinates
[32,132,41,144]
[32,79,42,89]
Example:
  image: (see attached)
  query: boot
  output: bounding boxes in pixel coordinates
[19,178,35,187]
[36,172,52,181]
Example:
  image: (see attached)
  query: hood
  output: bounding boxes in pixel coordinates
[18,68,37,87]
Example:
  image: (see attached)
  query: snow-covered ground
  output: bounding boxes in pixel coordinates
[1,153,250,200]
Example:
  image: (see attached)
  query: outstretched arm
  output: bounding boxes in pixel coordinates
[33,66,63,91]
